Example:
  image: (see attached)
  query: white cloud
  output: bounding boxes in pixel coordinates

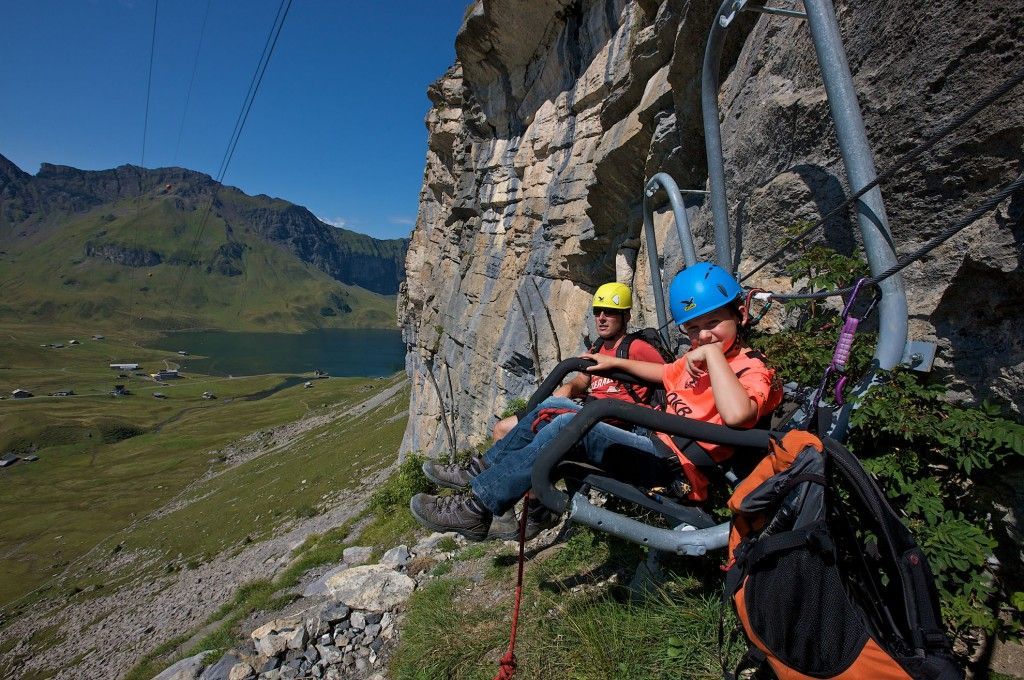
[317,216,349,229]
[388,216,415,227]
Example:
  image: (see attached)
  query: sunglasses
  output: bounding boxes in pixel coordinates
[592,308,624,318]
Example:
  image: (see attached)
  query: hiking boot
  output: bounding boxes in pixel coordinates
[422,456,487,490]
[487,500,561,541]
[409,492,492,541]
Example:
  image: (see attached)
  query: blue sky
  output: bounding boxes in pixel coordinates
[0,1,471,240]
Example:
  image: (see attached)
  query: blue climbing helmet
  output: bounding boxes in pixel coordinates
[669,262,744,325]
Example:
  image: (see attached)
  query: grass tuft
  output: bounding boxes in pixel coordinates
[390,578,509,679]
[435,536,459,553]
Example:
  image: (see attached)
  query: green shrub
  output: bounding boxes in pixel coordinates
[367,453,431,514]
[430,562,453,578]
[435,536,459,553]
[98,421,146,444]
[293,503,319,520]
[749,240,873,388]
[455,544,488,561]
[849,369,1024,640]
[500,397,528,420]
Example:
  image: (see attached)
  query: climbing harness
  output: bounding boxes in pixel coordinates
[531,406,579,433]
[494,495,529,680]
[590,328,677,408]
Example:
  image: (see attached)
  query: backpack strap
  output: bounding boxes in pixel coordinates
[822,436,952,656]
[612,335,648,404]
[719,579,769,680]
[615,334,634,359]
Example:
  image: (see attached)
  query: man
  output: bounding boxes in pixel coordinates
[489,281,664,440]
[417,282,667,539]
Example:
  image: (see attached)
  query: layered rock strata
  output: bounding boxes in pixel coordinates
[400,0,1024,456]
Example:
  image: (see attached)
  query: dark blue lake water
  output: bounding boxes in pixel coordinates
[147,329,406,377]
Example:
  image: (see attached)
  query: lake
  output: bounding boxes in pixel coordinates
[147,329,406,377]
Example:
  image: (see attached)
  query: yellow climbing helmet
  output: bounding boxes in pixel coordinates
[592,282,632,311]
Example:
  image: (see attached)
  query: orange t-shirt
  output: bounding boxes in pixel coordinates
[588,336,666,404]
[655,346,781,500]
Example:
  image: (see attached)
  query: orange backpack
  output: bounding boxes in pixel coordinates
[723,430,961,680]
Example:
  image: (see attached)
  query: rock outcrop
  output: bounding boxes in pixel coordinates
[175,539,441,680]
[400,0,1024,456]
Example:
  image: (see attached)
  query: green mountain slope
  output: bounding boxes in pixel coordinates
[0,155,408,331]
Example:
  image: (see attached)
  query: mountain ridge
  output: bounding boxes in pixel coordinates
[0,154,409,331]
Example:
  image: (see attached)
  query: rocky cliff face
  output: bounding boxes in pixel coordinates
[400,0,1024,457]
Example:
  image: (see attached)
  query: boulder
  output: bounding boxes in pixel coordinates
[379,545,410,568]
[198,653,240,680]
[325,565,416,612]
[316,644,345,665]
[250,618,306,658]
[226,662,255,680]
[411,532,458,555]
[302,564,349,599]
[305,601,351,637]
[341,546,373,566]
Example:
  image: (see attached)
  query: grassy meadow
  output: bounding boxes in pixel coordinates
[0,321,408,609]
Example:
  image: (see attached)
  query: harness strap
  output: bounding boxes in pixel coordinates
[718,584,767,680]
[726,519,833,598]
[669,435,724,479]
[747,522,834,566]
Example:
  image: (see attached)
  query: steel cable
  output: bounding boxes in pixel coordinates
[768,173,1024,301]
[739,65,1024,283]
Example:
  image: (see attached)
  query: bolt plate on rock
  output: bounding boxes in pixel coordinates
[902,340,937,373]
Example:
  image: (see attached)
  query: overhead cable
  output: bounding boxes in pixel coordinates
[173,0,212,165]
[169,0,294,322]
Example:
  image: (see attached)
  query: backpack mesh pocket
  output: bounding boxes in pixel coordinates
[744,541,869,676]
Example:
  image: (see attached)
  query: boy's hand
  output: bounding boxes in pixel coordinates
[684,344,722,379]
[582,352,618,372]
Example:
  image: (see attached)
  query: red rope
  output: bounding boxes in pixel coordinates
[494,495,529,680]
[531,407,578,433]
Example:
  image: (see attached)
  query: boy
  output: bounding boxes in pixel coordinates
[409,263,781,540]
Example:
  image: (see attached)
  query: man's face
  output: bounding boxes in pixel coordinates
[593,307,627,340]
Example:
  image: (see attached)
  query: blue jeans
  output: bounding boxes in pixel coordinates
[472,406,656,515]
[482,397,580,468]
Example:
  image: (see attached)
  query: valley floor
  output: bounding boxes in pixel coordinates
[0,321,409,679]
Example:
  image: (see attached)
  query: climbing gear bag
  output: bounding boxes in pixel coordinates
[724,430,962,680]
